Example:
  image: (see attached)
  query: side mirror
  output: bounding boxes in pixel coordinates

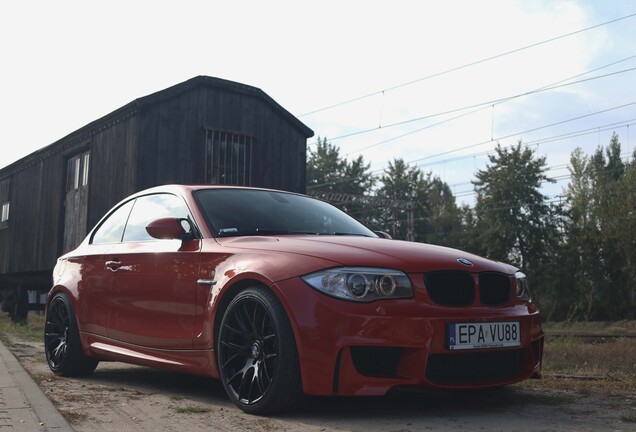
[146,218,189,240]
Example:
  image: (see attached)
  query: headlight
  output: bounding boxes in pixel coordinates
[515,271,532,302]
[302,267,413,302]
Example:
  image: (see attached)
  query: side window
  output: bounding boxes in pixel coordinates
[91,200,135,244]
[0,177,10,224]
[67,151,90,191]
[122,194,192,242]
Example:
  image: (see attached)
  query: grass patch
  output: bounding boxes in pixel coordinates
[59,408,89,424]
[521,321,636,394]
[0,312,45,343]
[174,405,211,414]
[622,413,636,423]
[170,395,185,401]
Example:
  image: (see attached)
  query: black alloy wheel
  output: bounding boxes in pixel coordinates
[44,293,98,376]
[217,286,301,415]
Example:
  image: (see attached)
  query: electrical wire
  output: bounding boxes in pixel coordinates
[299,12,636,118]
[306,61,636,149]
[406,101,636,165]
[306,112,636,191]
[413,119,636,170]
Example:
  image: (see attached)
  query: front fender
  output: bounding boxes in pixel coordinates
[193,250,339,351]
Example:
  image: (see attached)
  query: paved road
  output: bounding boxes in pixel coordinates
[0,339,74,431]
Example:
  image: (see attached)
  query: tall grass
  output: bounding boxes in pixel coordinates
[0,312,45,343]
[523,322,636,393]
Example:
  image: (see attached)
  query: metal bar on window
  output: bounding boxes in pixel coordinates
[204,129,253,186]
[249,136,253,185]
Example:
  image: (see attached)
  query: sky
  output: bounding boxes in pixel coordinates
[1,0,635,206]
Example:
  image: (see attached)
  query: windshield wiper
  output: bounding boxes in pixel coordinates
[254,228,320,235]
[321,232,374,237]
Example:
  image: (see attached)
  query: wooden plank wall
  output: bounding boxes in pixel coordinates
[86,115,139,230]
[0,151,65,274]
[0,113,139,274]
[137,89,205,190]
[0,78,311,278]
[137,85,308,193]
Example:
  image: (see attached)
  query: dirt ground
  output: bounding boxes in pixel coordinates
[6,337,636,432]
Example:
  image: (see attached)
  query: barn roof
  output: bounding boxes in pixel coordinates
[1,76,314,177]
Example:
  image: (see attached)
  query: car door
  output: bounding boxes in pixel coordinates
[103,193,201,349]
[80,199,136,336]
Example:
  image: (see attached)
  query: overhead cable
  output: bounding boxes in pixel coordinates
[299,12,636,117]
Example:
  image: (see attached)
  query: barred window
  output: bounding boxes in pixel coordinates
[205,130,253,186]
[0,177,10,223]
[67,151,90,192]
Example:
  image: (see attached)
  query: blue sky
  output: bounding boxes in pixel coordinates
[1,0,635,205]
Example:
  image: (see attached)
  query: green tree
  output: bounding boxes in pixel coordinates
[306,137,376,218]
[306,137,375,195]
[621,150,636,317]
[306,137,346,193]
[563,134,635,319]
[422,177,463,247]
[472,142,557,275]
[375,158,428,240]
[543,148,596,320]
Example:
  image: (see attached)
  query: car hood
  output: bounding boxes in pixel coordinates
[216,235,516,274]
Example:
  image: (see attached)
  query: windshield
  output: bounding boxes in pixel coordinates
[194,189,377,238]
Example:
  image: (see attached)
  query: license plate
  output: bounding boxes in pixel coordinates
[448,321,521,350]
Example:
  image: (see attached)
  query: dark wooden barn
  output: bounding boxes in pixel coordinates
[0,76,313,321]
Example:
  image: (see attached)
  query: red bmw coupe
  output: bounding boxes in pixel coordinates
[45,185,543,414]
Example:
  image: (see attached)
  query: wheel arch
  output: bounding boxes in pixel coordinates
[211,278,304,382]
[46,284,78,314]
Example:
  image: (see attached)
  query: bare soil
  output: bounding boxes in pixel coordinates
[4,335,635,432]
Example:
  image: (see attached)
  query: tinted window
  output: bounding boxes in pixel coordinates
[123,194,192,242]
[194,189,376,238]
[92,200,135,244]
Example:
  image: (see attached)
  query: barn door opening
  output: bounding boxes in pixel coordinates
[63,151,90,252]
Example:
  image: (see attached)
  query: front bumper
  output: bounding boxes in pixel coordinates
[273,276,544,397]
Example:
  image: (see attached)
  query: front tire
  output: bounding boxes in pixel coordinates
[217,286,302,415]
[44,292,98,376]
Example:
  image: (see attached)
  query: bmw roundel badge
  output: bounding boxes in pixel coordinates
[457,258,473,267]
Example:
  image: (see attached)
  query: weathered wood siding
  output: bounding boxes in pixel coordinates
[0,152,65,274]
[86,114,139,230]
[0,76,312,280]
[136,79,309,193]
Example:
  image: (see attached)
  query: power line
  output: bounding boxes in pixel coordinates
[405,101,636,166]
[299,12,636,118]
[413,119,636,170]
[306,111,636,191]
[306,57,636,150]
[307,119,636,193]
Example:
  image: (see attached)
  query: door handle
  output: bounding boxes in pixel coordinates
[105,260,122,271]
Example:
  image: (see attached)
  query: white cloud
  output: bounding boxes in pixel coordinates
[1,0,635,206]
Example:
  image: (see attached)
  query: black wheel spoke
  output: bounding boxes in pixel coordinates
[242,303,258,338]
[218,287,300,414]
[44,297,72,368]
[44,293,99,377]
[220,339,247,353]
[221,351,243,369]
[220,295,279,406]
[223,323,248,340]
[255,362,268,393]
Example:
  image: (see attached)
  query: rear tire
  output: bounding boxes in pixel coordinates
[217,286,302,415]
[44,292,98,376]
